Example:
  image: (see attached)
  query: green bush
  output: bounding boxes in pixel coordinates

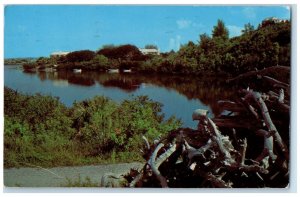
[22,62,37,70]
[71,95,182,157]
[4,87,76,167]
[4,87,182,168]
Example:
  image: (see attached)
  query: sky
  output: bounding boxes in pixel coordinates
[4,5,291,58]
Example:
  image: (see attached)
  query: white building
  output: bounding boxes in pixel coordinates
[139,48,160,55]
[50,51,70,58]
[261,17,288,27]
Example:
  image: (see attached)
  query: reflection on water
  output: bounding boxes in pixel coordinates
[53,79,69,87]
[5,65,238,128]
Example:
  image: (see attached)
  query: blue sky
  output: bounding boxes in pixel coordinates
[4,5,290,58]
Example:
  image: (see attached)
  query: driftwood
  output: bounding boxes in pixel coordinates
[149,143,168,187]
[124,110,276,187]
[217,100,246,113]
[243,89,289,161]
[255,129,277,163]
[212,117,261,130]
[108,68,290,188]
[262,76,289,90]
[227,66,290,83]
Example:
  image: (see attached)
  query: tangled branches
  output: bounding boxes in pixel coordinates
[129,115,271,188]
[125,76,290,188]
[100,69,290,188]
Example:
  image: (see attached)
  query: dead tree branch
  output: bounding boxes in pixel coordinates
[243,90,289,161]
[149,143,168,188]
[227,66,290,83]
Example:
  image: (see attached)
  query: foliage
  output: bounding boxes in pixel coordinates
[4,87,77,167]
[70,95,182,156]
[23,62,38,70]
[242,23,255,34]
[93,54,109,66]
[137,19,290,75]
[5,58,36,65]
[66,50,96,62]
[145,44,158,49]
[97,44,144,61]
[212,19,229,40]
[4,87,181,168]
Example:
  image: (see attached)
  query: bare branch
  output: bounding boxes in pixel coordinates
[240,138,247,165]
[255,129,277,163]
[227,163,269,174]
[129,170,144,188]
[142,135,150,150]
[149,143,168,188]
[184,139,214,162]
[243,90,289,161]
[262,76,289,89]
[227,66,290,83]
[206,173,232,188]
[207,117,234,164]
[278,89,285,104]
[155,140,177,167]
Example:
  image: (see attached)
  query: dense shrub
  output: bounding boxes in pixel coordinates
[97,44,144,61]
[4,87,182,168]
[66,50,96,62]
[22,62,38,70]
[70,95,181,156]
[4,87,77,167]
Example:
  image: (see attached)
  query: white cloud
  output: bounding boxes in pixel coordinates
[242,7,256,19]
[168,35,181,51]
[227,25,243,37]
[284,6,290,11]
[176,19,192,29]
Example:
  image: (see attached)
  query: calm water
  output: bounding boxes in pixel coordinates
[4,65,237,128]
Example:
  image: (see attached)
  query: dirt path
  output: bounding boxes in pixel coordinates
[4,162,143,187]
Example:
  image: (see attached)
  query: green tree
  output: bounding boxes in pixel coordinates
[66,50,96,62]
[97,44,144,61]
[199,33,212,53]
[212,19,229,40]
[101,44,115,49]
[92,54,110,70]
[145,44,158,49]
[242,23,255,34]
[36,57,49,66]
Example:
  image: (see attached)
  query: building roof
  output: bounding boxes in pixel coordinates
[139,48,160,54]
[51,51,70,56]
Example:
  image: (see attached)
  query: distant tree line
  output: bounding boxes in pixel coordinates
[5,58,36,65]
[20,18,290,76]
[137,19,290,75]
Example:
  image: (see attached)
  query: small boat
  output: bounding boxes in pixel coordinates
[123,69,132,73]
[108,69,119,73]
[73,69,82,73]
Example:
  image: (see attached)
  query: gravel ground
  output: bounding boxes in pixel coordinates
[4,162,143,187]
